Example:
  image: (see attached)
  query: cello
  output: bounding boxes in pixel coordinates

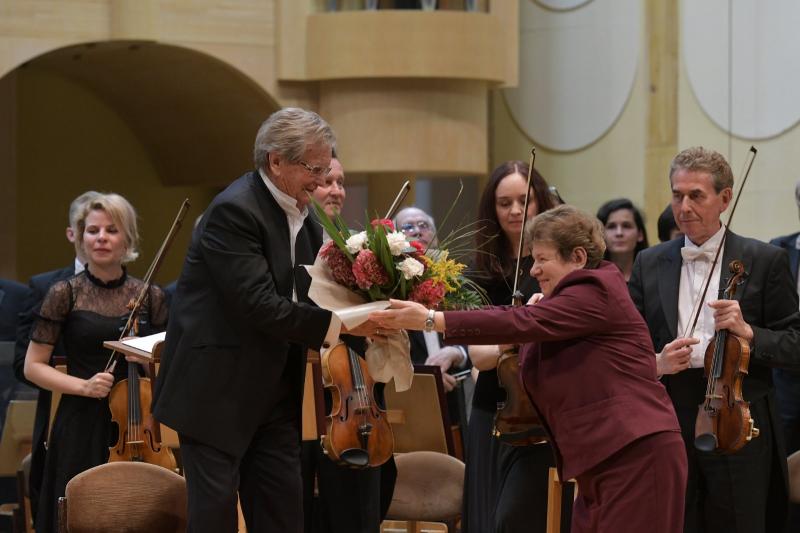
[318,182,409,467]
[103,199,190,471]
[493,147,547,446]
[687,147,760,453]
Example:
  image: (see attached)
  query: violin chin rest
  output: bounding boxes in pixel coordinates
[694,433,718,452]
[340,448,370,467]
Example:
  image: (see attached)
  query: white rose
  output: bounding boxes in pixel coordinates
[397,257,424,280]
[386,231,409,256]
[345,231,368,254]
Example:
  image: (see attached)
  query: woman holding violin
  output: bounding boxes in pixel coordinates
[23,193,168,532]
[372,205,687,533]
[462,160,556,533]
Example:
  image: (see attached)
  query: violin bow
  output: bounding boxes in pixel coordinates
[683,146,757,338]
[384,181,412,220]
[511,147,536,306]
[103,198,191,372]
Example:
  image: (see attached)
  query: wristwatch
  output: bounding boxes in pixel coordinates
[424,308,436,332]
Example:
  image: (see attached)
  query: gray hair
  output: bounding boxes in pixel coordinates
[68,191,101,229]
[669,146,733,193]
[394,207,437,233]
[253,107,336,172]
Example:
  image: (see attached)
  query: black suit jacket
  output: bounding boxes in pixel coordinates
[629,232,800,405]
[152,171,332,457]
[629,231,800,526]
[770,232,800,282]
[0,279,30,341]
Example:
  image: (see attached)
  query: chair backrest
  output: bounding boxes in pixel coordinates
[0,399,35,476]
[384,366,455,455]
[63,462,187,532]
[386,451,465,522]
[789,450,800,504]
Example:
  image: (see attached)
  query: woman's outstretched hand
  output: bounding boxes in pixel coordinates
[369,299,429,331]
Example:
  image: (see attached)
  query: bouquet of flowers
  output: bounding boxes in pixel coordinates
[316,215,484,311]
[306,200,486,391]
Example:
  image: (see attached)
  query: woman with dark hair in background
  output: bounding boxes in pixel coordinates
[464,160,558,533]
[596,198,649,282]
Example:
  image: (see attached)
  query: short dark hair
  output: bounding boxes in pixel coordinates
[596,198,649,258]
[657,204,679,242]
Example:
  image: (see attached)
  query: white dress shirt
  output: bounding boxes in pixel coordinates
[260,170,341,345]
[677,225,726,368]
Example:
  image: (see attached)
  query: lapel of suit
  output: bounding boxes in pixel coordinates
[0,288,5,307]
[250,172,293,298]
[294,215,323,304]
[720,231,752,300]
[657,239,683,337]
[787,237,800,282]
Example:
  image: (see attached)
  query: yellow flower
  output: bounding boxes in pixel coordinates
[426,250,466,293]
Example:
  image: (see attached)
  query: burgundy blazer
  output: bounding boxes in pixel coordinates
[444,261,680,480]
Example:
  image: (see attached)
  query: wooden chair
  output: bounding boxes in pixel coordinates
[789,449,800,503]
[57,461,186,532]
[384,365,456,456]
[383,451,464,533]
[546,467,577,533]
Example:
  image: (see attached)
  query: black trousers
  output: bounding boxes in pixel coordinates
[675,395,778,533]
[301,441,385,533]
[179,389,302,533]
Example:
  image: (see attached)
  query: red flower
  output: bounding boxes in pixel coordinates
[409,279,446,308]
[352,250,390,290]
[320,241,357,287]
[370,219,395,232]
[409,240,425,253]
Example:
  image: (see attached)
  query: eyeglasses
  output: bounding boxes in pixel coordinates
[399,221,431,233]
[296,160,331,178]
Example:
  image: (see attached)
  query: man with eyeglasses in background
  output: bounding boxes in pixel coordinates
[394,206,471,449]
[303,150,397,533]
[394,207,437,248]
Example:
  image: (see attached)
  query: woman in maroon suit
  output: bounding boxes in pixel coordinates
[372,205,687,533]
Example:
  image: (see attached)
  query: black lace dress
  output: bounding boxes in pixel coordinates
[29,269,167,533]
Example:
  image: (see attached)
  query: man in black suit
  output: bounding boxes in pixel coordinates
[14,190,98,524]
[152,108,376,533]
[0,278,31,440]
[769,179,800,532]
[301,153,396,533]
[0,279,29,341]
[629,147,800,533]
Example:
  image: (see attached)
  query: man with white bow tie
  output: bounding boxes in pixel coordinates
[629,146,800,533]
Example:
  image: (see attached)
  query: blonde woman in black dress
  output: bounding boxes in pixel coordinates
[23,193,168,532]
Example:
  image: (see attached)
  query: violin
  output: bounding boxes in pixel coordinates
[108,355,178,470]
[694,260,759,453]
[682,147,759,454]
[493,147,547,446]
[320,341,394,467]
[105,199,190,471]
[317,183,409,467]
